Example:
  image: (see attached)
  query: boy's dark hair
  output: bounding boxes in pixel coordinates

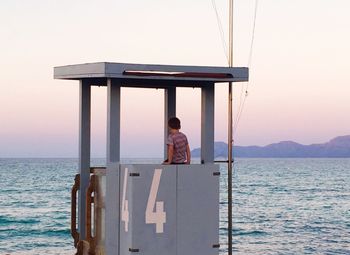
[168,117,181,129]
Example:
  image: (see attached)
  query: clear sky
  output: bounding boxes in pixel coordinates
[0,0,349,158]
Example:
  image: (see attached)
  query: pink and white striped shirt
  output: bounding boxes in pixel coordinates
[167,132,188,163]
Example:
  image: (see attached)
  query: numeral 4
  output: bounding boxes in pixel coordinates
[121,168,129,232]
[145,169,166,233]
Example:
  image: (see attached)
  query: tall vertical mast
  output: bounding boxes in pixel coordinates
[229,0,234,67]
[228,0,234,254]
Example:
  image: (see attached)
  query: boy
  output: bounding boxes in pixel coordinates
[163,117,191,165]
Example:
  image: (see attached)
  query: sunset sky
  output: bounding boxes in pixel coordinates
[0,0,349,157]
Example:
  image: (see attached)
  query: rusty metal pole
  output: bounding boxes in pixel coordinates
[228,0,234,254]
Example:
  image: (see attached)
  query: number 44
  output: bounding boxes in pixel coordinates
[121,168,167,234]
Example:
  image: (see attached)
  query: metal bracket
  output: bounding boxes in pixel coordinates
[129,248,140,252]
[212,244,220,248]
[213,172,220,176]
[129,173,140,177]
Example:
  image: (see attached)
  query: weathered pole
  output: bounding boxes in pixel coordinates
[228,0,234,254]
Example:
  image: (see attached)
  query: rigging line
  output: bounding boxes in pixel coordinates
[234,83,245,124]
[211,0,229,64]
[233,81,249,135]
[233,83,249,135]
[233,0,259,134]
[233,88,248,135]
[248,0,259,68]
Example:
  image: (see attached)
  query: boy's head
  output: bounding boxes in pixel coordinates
[168,117,181,130]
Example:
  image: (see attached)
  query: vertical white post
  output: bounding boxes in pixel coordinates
[79,79,91,240]
[201,83,215,163]
[107,79,121,163]
[105,79,121,255]
[164,87,176,159]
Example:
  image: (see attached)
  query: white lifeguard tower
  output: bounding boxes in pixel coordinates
[54,62,248,255]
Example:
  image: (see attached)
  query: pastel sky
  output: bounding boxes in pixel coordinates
[0,0,349,158]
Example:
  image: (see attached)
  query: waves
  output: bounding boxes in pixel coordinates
[0,159,76,254]
[1,158,350,254]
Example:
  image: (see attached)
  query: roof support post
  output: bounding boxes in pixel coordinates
[105,79,121,254]
[107,79,121,163]
[201,83,215,163]
[164,87,176,159]
[78,79,91,240]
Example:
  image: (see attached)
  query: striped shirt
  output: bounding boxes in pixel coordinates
[167,131,188,164]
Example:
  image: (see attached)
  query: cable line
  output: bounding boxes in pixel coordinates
[211,0,229,64]
[233,0,259,136]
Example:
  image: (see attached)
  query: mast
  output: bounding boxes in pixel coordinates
[228,0,234,254]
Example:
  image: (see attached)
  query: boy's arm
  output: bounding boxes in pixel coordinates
[164,144,174,164]
[186,144,191,164]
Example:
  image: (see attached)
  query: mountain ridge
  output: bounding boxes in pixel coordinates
[191,135,350,158]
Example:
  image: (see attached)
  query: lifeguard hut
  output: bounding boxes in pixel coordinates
[54,62,248,255]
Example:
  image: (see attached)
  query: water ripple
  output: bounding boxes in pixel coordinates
[1,158,350,254]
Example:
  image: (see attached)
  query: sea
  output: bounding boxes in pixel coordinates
[0,158,349,255]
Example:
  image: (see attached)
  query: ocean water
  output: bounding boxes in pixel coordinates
[0,158,349,254]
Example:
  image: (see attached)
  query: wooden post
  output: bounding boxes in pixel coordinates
[107,79,121,163]
[105,78,121,255]
[164,87,176,159]
[201,83,215,164]
[79,79,91,241]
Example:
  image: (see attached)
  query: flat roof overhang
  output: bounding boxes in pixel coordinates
[54,62,249,88]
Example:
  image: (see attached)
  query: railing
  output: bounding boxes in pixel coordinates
[86,174,96,253]
[71,174,80,248]
[72,167,106,255]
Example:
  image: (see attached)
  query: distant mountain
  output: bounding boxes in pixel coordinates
[191,135,350,158]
